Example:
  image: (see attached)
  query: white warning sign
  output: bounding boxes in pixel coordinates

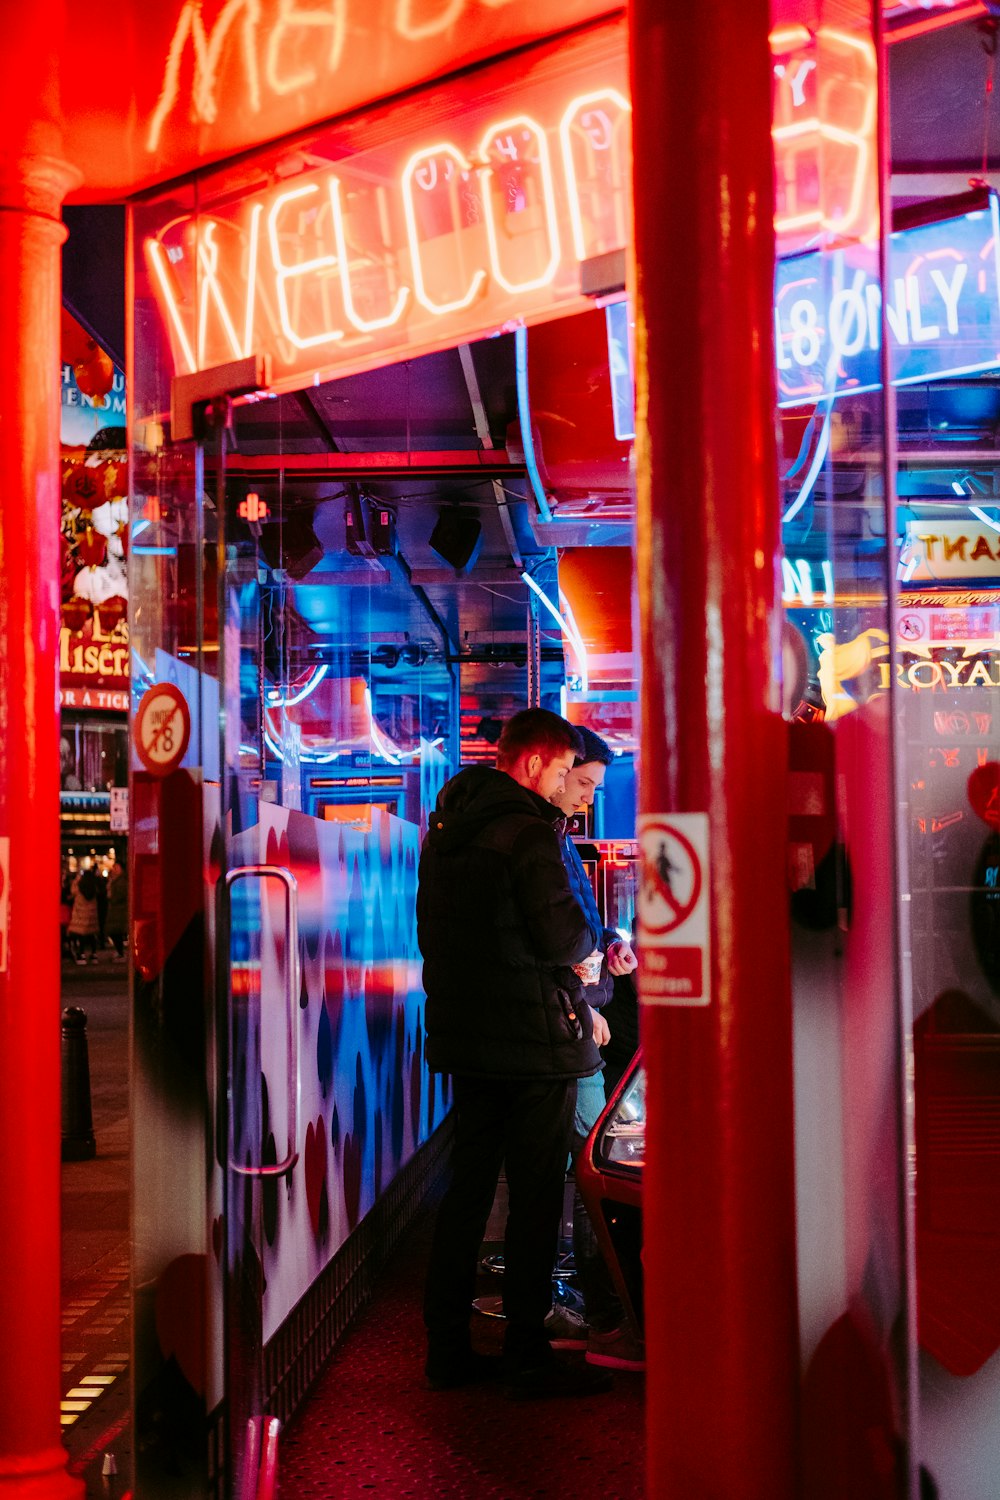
[135,682,191,777]
[637,813,711,1006]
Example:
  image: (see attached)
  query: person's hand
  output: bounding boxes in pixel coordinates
[607,938,638,977]
[592,1010,611,1047]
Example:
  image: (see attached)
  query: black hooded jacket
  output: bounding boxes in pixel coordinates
[417,765,603,1081]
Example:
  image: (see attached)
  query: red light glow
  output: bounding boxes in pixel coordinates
[239,492,269,521]
[144,23,631,389]
[771,25,878,250]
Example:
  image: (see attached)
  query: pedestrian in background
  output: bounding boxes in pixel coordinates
[68,864,100,964]
[106,862,127,959]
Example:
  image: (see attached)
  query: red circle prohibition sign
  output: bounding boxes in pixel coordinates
[641,821,702,936]
[135,682,191,777]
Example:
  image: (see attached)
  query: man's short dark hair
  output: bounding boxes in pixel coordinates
[496,708,583,771]
[573,726,614,768]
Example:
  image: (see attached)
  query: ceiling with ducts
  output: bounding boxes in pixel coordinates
[214,309,634,758]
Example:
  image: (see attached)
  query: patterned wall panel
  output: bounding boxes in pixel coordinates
[232,803,449,1339]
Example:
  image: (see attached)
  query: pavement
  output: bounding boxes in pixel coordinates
[60,951,132,1498]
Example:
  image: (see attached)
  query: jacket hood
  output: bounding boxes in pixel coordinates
[427,765,564,853]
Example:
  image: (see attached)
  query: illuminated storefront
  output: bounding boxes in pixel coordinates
[3,1,1000,1498]
[58,308,130,854]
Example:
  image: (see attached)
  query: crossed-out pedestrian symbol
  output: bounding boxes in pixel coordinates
[639,822,701,936]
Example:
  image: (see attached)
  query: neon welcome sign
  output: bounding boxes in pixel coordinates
[143,23,630,392]
[144,17,879,394]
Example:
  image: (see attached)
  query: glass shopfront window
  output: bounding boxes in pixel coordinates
[122,5,1000,1494]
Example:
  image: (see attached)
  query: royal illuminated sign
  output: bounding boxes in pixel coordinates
[142,23,630,393]
[775,194,1000,406]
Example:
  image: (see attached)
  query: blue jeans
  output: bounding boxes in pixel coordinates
[574,1071,607,1140]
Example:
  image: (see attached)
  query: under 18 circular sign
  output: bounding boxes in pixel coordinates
[135,682,191,777]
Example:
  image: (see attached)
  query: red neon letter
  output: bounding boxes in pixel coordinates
[400,146,486,316]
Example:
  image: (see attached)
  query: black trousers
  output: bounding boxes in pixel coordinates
[423,1074,575,1371]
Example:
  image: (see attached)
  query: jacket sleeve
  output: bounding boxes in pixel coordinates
[510,823,601,967]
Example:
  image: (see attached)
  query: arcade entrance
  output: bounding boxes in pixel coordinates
[131,177,635,1500]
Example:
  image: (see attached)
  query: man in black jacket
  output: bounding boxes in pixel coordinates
[418,708,612,1397]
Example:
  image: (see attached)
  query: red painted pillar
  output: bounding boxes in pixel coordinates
[0,8,83,1494]
[631,2,800,1495]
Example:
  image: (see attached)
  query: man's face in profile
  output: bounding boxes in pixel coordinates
[550,759,607,816]
[528,748,577,801]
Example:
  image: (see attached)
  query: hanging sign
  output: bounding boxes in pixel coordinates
[110,786,130,833]
[637,813,711,1006]
[775,194,1000,407]
[143,22,630,392]
[135,683,192,777]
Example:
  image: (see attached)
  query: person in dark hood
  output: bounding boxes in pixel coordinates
[419,707,612,1399]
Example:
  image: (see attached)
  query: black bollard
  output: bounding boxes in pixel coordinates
[61,1006,96,1161]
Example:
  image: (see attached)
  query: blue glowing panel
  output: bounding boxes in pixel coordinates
[605,299,635,441]
[775,194,1000,407]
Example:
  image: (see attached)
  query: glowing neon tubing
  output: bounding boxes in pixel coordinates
[268,663,328,708]
[514,325,553,523]
[521,570,589,693]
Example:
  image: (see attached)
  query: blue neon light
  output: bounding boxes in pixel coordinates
[605,300,635,442]
[775,195,1000,407]
[514,326,553,524]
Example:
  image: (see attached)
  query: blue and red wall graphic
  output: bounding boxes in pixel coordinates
[233,802,449,1339]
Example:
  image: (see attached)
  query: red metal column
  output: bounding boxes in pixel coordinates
[0,12,82,1491]
[631,2,800,1495]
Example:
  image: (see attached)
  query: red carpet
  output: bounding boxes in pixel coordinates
[279,1203,645,1498]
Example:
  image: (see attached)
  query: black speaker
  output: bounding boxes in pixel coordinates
[258,508,324,580]
[371,507,396,555]
[429,509,482,571]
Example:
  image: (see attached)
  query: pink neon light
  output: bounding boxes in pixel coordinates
[770,25,877,245]
[478,116,562,295]
[146,235,196,373]
[145,47,634,382]
[264,0,347,97]
[401,144,487,316]
[327,176,410,333]
[267,182,345,349]
[197,222,245,363]
[148,0,263,153]
[559,90,631,264]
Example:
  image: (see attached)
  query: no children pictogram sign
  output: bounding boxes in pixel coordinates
[637,813,711,1007]
[638,821,702,936]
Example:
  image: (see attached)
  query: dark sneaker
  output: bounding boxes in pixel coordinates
[425,1351,502,1391]
[586,1324,646,1372]
[504,1357,613,1400]
[543,1304,589,1350]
